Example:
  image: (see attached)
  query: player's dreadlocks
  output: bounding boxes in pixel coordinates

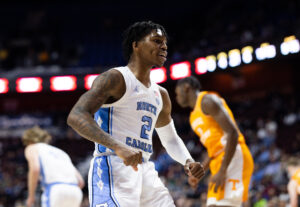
[122,21,168,62]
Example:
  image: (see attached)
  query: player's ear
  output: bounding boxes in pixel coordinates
[132,41,138,51]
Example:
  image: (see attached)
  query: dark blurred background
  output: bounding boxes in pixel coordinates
[0,1,299,206]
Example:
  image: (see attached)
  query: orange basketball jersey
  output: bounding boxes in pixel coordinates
[189,91,245,158]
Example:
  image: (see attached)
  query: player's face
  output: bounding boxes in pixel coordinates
[175,85,189,108]
[137,29,167,67]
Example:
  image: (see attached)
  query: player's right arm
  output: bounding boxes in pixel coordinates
[24,145,40,207]
[201,94,239,192]
[67,69,142,170]
[288,179,298,207]
[156,86,204,179]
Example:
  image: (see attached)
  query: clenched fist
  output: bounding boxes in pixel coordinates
[184,159,205,180]
[115,146,143,171]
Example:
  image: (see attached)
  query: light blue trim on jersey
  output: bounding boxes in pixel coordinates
[94,107,115,153]
[108,156,120,207]
[42,185,50,207]
[94,108,110,153]
[39,156,46,188]
[90,156,119,207]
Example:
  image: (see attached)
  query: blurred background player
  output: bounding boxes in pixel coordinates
[67,21,204,207]
[22,126,84,207]
[286,157,300,207]
[175,76,254,207]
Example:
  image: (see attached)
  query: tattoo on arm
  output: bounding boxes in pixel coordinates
[67,70,125,150]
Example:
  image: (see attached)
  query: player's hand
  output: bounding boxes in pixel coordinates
[209,168,226,193]
[26,196,35,207]
[115,146,142,171]
[184,159,205,180]
[188,176,200,190]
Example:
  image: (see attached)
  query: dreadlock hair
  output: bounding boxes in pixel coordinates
[22,126,52,146]
[176,76,202,91]
[122,21,168,62]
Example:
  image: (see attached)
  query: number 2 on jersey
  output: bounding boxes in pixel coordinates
[140,115,152,139]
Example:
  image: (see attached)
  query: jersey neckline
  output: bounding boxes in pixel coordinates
[126,66,153,90]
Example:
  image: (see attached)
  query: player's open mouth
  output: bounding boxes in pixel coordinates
[159,55,167,61]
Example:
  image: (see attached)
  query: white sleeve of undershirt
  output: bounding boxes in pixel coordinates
[155,120,193,165]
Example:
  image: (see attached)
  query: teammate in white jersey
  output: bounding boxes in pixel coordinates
[22,126,84,207]
[67,21,205,207]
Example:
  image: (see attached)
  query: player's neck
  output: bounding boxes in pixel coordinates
[127,61,152,87]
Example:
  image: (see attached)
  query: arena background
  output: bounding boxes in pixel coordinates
[0,1,299,206]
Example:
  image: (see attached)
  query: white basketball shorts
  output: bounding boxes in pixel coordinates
[41,183,83,207]
[88,155,175,207]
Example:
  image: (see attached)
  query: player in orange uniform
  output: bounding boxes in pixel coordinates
[286,157,300,207]
[175,76,254,207]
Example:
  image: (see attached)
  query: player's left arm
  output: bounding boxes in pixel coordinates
[155,86,204,179]
[202,94,239,173]
[24,145,40,206]
[288,179,298,207]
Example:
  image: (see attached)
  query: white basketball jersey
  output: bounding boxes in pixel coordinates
[36,143,78,186]
[94,66,163,161]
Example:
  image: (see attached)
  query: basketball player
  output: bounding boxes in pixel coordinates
[23,126,84,207]
[67,21,205,207]
[175,76,254,207]
[286,157,300,207]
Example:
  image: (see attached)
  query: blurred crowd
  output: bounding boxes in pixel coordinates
[0,1,300,206]
[0,0,299,75]
[0,92,299,206]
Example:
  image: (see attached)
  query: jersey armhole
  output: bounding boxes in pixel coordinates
[102,68,130,107]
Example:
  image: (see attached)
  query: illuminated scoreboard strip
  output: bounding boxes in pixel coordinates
[0,78,9,93]
[280,35,300,55]
[85,74,100,90]
[0,35,299,94]
[150,67,167,84]
[241,46,253,64]
[217,52,228,69]
[206,55,217,72]
[16,77,43,93]
[195,57,208,74]
[228,49,241,67]
[170,61,191,80]
[50,76,77,91]
[255,43,276,60]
